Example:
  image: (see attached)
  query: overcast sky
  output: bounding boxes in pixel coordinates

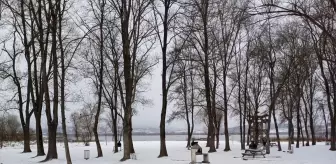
[1,58,239,132]
[124,63,239,131]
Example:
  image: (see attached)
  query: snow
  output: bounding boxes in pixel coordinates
[0,141,335,164]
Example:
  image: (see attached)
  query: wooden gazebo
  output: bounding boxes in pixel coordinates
[248,114,269,145]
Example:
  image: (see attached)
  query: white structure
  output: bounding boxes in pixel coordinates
[190,143,210,164]
[84,150,90,160]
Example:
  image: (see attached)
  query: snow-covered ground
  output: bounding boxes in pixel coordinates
[0,141,335,164]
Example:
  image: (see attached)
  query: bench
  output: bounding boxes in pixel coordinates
[242,149,266,158]
[270,142,277,147]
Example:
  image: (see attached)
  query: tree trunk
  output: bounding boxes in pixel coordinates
[266,98,272,153]
[112,108,119,153]
[120,0,133,159]
[295,81,301,149]
[185,83,191,149]
[113,126,118,153]
[272,111,281,151]
[265,16,276,154]
[20,0,33,153]
[159,123,168,157]
[243,51,249,149]
[93,0,105,158]
[211,65,219,150]
[112,106,118,153]
[296,102,300,148]
[223,109,230,151]
[330,82,336,151]
[183,68,190,148]
[223,71,230,151]
[23,124,31,153]
[35,115,45,156]
[129,119,135,154]
[32,35,44,156]
[59,4,72,162]
[44,123,58,161]
[288,120,292,150]
[186,67,195,149]
[113,58,119,153]
[206,134,210,147]
[187,131,191,148]
[93,117,103,157]
[75,130,79,142]
[186,116,191,149]
[216,131,220,149]
[288,96,294,150]
[300,121,304,146]
[310,111,316,145]
[158,0,170,157]
[199,0,216,153]
[289,120,294,145]
[61,102,72,163]
[238,71,243,150]
[42,0,60,160]
[325,122,329,142]
[0,132,3,148]
[31,0,46,157]
[158,91,168,157]
[330,119,336,150]
[289,99,295,145]
[308,77,315,146]
[247,121,251,146]
[321,105,328,142]
[303,106,310,146]
[242,112,246,149]
[239,110,243,150]
[44,77,58,159]
[121,116,131,161]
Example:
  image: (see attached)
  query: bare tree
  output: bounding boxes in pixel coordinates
[71,112,80,142]
[257,0,336,151]
[180,0,216,152]
[88,0,106,158]
[109,0,155,160]
[0,0,36,153]
[212,0,247,152]
[102,15,123,153]
[302,59,318,146]
[168,44,198,149]
[79,104,96,145]
[152,0,180,157]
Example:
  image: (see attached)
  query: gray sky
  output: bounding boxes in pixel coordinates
[129,64,189,130]
[129,63,239,131]
[0,59,238,132]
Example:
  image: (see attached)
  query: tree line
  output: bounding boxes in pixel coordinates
[0,0,335,163]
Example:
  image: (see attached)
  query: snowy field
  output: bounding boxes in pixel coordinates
[1,141,335,164]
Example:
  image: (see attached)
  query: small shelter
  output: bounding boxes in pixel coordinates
[248,114,268,145]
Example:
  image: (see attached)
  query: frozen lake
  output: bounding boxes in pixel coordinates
[67,134,290,143]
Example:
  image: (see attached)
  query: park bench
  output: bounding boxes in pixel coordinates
[242,147,266,158]
[270,142,277,147]
[191,141,202,155]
